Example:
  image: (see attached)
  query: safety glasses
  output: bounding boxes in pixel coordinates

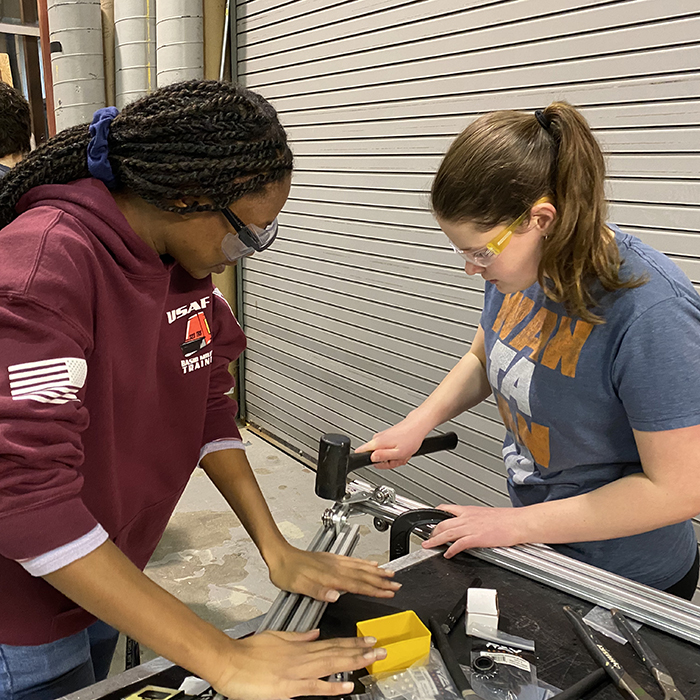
[451,197,549,267]
[220,209,279,263]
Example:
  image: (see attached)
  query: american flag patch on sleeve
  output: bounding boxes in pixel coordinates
[8,357,87,404]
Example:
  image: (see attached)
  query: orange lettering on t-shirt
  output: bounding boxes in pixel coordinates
[510,307,558,361]
[496,393,550,469]
[492,293,534,340]
[496,393,516,433]
[540,316,593,378]
[516,414,550,469]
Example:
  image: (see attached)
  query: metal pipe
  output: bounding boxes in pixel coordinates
[99,0,114,105]
[37,0,56,136]
[216,0,229,81]
[156,0,203,87]
[47,0,106,131]
[114,0,155,108]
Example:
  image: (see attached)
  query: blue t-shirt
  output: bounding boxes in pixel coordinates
[481,226,700,589]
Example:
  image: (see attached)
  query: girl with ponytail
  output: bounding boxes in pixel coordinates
[0,81,395,700]
[359,102,700,600]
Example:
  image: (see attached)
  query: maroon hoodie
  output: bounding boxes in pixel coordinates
[0,179,246,644]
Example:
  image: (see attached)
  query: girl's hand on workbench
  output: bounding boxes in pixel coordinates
[422,504,523,557]
[356,418,429,469]
[213,628,386,699]
[267,545,401,602]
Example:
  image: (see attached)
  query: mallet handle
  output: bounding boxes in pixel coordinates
[348,431,458,471]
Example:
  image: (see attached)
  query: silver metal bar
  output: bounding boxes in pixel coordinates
[468,545,700,644]
[298,525,362,633]
[525,543,696,614]
[286,525,355,632]
[307,527,362,631]
[258,590,295,634]
[308,528,363,630]
[345,479,700,647]
[485,543,700,620]
[58,657,174,700]
[258,524,337,632]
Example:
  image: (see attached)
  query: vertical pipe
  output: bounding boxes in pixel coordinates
[20,0,48,145]
[203,0,225,81]
[100,0,114,105]
[156,0,203,87]
[115,0,156,109]
[37,0,56,136]
[217,0,229,82]
[47,0,106,132]
[23,37,47,145]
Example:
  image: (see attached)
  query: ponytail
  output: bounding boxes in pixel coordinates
[431,101,644,324]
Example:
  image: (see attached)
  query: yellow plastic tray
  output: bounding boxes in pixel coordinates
[356,609,431,675]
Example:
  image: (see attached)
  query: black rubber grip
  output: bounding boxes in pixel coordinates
[550,668,609,700]
[348,431,458,471]
[563,606,626,686]
[429,616,478,698]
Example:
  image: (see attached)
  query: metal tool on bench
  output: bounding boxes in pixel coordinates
[563,606,653,700]
[611,609,686,700]
[256,431,459,634]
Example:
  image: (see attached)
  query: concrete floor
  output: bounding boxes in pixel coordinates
[109,427,390,675]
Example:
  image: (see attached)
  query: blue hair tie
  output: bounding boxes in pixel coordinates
[87,106,119,189]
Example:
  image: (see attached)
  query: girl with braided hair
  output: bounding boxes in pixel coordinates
[0,80,396,700]
[358,102,700,600]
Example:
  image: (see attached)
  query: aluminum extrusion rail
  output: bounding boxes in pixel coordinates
[347,479,700,647]
[287,524,361,633]
[257,523,334,633]
[257,523,361,634]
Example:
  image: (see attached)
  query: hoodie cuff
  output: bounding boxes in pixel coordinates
[0,497,98,561]
[202,409,241,446]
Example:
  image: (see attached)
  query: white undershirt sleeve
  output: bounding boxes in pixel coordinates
[197,438,245,466]
[19,524,109,576]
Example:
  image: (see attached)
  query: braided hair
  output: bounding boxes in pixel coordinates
[0,80,293,228]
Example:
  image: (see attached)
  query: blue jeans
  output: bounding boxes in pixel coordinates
[0,621,119,700]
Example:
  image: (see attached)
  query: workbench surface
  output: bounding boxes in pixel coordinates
[62,548,700,700]
[320,548,700,699]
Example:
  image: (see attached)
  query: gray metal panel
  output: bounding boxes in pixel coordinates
[237,0,700,545]
[239,0,697,72]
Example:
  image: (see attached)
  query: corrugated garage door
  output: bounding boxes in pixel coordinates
[235,0,700,522]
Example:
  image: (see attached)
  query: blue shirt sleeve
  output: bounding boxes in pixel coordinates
[612,296,700,431]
